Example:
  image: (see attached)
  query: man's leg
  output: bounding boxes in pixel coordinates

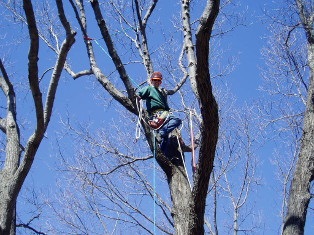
[158,116,181,138]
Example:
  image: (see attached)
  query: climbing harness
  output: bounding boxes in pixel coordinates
[148,110,170,130]
[135,97,170,140]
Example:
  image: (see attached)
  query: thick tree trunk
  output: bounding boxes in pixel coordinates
[0,76,20,234]
[153,134,192,234]
[282,43,314,235]
[169,164,192,234]
[0,178,17,235]
[0,0,75,232]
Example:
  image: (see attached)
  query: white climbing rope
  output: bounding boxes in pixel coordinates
[176,134,192,192]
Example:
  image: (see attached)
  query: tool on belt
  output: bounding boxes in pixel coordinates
[148,110,169,129]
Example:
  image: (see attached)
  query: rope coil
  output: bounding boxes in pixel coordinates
[135,98,144,140]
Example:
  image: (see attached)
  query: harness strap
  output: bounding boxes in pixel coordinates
[148,110,170,130]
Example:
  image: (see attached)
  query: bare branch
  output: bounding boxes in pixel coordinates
[23,0,44,132]
[90,0,136,99]
[0,118,6,134]
[43,0,77,127]
[16,223,47,235]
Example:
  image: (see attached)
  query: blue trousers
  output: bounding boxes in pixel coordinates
[158,115,181,138]
[159,115,181,155]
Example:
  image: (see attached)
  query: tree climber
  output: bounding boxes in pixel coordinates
[136,71,194,156]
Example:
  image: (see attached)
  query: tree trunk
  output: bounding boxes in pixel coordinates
[282,42,314,235]
[0,0,75,232]
[233,209,238,235]
[168,164,192,234]
[0,74,20,234]
[0,174,18,235]
[153,134,192,234]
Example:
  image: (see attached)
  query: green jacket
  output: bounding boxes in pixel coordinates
[137,86,170,113]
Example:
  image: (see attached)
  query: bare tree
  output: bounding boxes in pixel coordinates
[283,1,314,234]
[16,186,47,235]
[1,0,255,234]
[222,112,261,234]
[261,0,314,234]
[60,0,220,234]
[0,0,75,233]
[203,95,262,235]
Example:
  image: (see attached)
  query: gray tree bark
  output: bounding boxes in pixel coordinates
[283,42,314,235]
[283,1,314,234]
[0,0,76,233]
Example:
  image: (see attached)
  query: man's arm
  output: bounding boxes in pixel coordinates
[137,86,150,99]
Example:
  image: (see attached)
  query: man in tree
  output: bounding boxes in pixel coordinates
[137,71,194,157]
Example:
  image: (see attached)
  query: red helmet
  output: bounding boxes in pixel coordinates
[150,71,163,80]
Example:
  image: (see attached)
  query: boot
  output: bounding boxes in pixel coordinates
[171,128,198,152]
[178,137,193,152]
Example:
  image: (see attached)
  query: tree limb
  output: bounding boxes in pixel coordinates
[190,0,220,234]
[70,0,136,113]
[90,0,135,99]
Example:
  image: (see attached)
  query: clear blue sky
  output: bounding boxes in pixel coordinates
[6,1,312,234]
